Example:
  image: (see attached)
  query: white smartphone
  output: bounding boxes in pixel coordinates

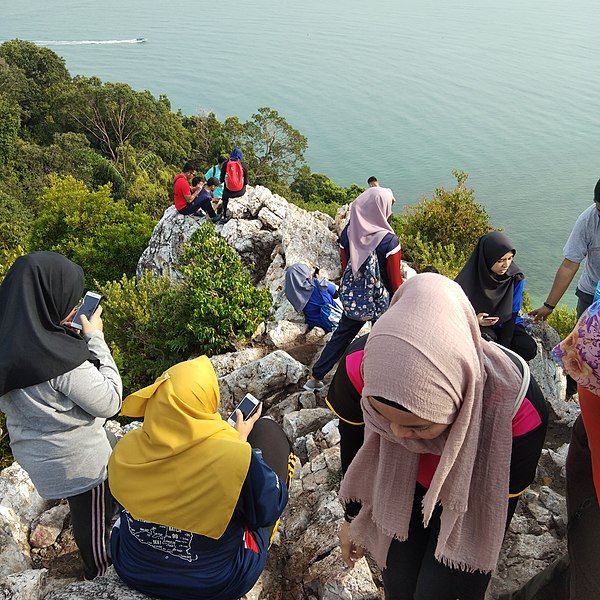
[71,291,102,331]
[227,393,260,426]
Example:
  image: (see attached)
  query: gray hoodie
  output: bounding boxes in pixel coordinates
[0,331,122,499]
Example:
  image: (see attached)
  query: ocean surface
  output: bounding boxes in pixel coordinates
[3,0,600,305]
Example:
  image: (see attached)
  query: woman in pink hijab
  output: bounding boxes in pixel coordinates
[304,187,403,392]
[337,274,548,600]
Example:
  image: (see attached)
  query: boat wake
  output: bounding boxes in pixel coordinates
[33,38,146,46]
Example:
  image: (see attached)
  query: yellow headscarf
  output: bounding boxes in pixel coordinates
[108,356,252,539]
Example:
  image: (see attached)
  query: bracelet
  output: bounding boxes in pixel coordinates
[543,302,555,310]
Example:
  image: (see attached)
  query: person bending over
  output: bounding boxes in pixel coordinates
[333,274,548,600]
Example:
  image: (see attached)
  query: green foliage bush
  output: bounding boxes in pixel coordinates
[29,175,154,284]
[547,304,578,340]
[393,171,492,275]
[178,225,272,352]
[100,224,271,393]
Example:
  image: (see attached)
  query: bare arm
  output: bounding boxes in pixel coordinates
[530,259,580,320]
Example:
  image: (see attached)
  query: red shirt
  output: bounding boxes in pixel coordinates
[173,174,191,211]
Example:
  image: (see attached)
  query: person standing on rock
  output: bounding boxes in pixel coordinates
[108,357,294,600]
[456,231,537,361]
[530,177,600,322]
[367,176,379,187]
[336,274,548,600]
[0,252,123,580]
[501,302,600,600]
[304,186,402,392]
[173,161,204,216]
[219,147,249,224]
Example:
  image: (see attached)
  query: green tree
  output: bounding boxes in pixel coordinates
[242,107,307,185]
[59,77,191,166]
[29,175,154,283]
[0,93,20,164]
[0,40,70,143]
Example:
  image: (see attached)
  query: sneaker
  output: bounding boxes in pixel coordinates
[303,378,324,392]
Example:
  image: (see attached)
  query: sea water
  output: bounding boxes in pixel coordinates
[3,0,600,305]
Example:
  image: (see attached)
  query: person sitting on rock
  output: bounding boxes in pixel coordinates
[335,274,548,600]
[108,357,294,600]
[173,162,204,216]
[0,252,123,580]
[456,231,537,361]
[501,302,600,600]
[219,147,248,224]
[284,263,342,332]
[193,176,222,223]
[304,186,402,392]
[205,155,227,202]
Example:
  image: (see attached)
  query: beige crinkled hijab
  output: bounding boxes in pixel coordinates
[339,273,523,573]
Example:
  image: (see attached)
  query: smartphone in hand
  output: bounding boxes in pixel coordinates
[71,291,102,331]
[227,393,260,426]
[481,315,500,326]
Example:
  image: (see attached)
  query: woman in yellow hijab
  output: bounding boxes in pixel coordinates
[108,357,292,600]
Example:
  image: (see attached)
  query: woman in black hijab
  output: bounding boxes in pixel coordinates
[456,232,537,361]
[0,252,123,580]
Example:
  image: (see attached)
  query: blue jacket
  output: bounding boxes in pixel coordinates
[111,449,288,600]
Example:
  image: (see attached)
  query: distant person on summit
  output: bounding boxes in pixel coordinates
[188,177,221,223]
[367,176,379,187]
[219,148,248,223]
[530,177,600,322]
[173,162,203,216]
[205,155,227,201]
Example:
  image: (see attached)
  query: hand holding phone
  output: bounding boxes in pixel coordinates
[227,393,262,442]
[477,312,499,327]
[71,291,102,332]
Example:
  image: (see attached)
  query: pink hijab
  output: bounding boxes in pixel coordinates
[339,273,523,573]
[347,187,395,276]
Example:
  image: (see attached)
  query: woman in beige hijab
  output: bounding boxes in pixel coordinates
[336,274,548,600]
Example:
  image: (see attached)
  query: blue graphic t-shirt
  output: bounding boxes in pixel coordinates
[111,448,288,600]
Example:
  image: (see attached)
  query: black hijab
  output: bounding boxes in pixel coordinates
[455,231,524,324]
[0,252,91,396]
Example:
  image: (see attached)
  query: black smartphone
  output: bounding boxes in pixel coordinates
[71,291,102,331]
[227,393,260,426]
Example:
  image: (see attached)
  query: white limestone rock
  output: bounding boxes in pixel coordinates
[0,463,50,576]
[44,566,150,599]
[304,549,380,600]
[0,568,48,600]
[29,503,70,549]
[136,205,206,280]
[280,205,341,281]
[218,350,306,411]
[209,348,269,378]
[265,320,308,348]
[283,408,334,440]
[257,206,283,230]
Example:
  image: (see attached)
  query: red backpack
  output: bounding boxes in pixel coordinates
[225,160,244,192]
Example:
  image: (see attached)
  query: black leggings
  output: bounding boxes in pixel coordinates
[247,417,295,486]
[382,484,519,600]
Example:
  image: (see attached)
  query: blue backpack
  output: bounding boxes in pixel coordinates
[311,282,342,332]
[339,252,389,321]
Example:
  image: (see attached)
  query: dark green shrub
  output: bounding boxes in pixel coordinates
[29,175,154,284]
[99,224,271,393]
[178,224,272,353]
[396,170,492,270]
[547,304,578,340]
